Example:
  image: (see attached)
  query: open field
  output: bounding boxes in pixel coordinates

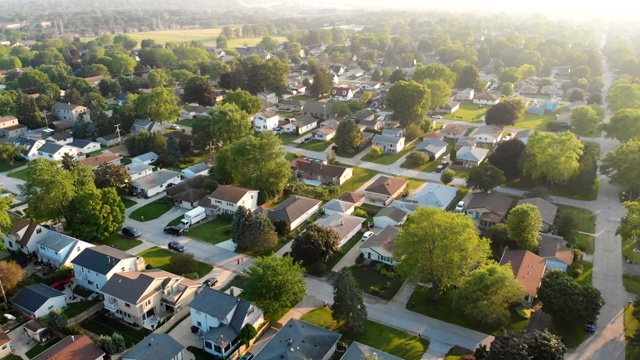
[226,36,287,48]
[85,28,222,45]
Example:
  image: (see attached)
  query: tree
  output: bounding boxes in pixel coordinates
[466,163,505,192]
[147,69,170,88]
[291,224,340,267]
[216,35,228,48]
[604,109,640,142]
[46,309,67,332]
[453,264,525,324]
[523,132,583,185]
[617,200,640,245]
[0,261,26,292]
[194,103,252,149]
[422,79,451,110]
[457,65,480,89]
[481,329,566,360]
[231,206,254,247]
[607,78,640,112]
[485,100,522,126]
[0,196,12,233]
[406,152,429,166]
[93,163,131,194]
[369,146,382,157]
[412,63,456,88]
[569,88,586,102]
[182,76,216,106]
[440,168,455,185]
[242,254,307,319]
[221,89,263,115]
[389,68,407,83]
[488,139,526,180]
[499,82,514,96]
[125,132,167,157]
[404,123,424,142]
[394,207,491,301]
[506,204,543,251]
[386,80,431,127]
[17,69,50,93]
[65,187,126,241]
[19,159,76,218]
[310,68,333,98]
[134,87,181,122]
[170,252,198,275]
[332,268,367,334]
[334,119,363,154]
[570,104,604,135]
[0,143,23,165]
[111,333,126,354]
[15,92,45,129]
[537,270,604,327]
[63,87,83,105]
[601,139,640,196]
[238,324,257,345]
[246,213,279,252]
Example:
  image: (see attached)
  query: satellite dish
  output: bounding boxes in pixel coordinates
[3,314,15,321]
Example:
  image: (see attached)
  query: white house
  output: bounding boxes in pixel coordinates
[472,92,500,105]
[72,245,146,292]
[122,333,185,360]
[52,102,90,122]
[456,146,490,167]
[282,115,318,135]
[36,231,94,268]
[68,139,101,154]
[453,88,475,101]
[405,183,458,209]
[471,125,503,144]
[263,195,321,231]
[11,284,66,319]
[132,169,182,198]
[36,142,79,161]
[17,138,46,160]
[200,185,259,216]
[315,213,365,247]
[360,225,399,266]
[253,111,280,132]
[130,119,164,134]
[373,206,408,228]
[372,134,405,154]
[330,86,354,101]
[126,163,154,181]
[313,127,336,141]
[181,162,210,179]
[322,199,355,216]
[440,124,470,140]
[131,151,158,165]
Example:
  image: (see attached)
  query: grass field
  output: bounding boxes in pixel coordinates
[626,305,640,359]
[515,112,559,131]
[129,197,174,221]
[442,102,486,123]
[187,218,232,245]
[137,246,212,278]
[226,36,287,48]
[297,140,333,152]
[102,233,142,251]
[7,167,30,181]
[85,28,222,45]
[338,167,378,194]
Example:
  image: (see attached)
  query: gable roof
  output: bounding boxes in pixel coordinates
[302,101,333,117]
[361,225,399,257]
[351,109,375,121]
[407,183,458,208]
[373,134,404,146]
[441,123,469,135]
[33,335,105,360]
[341,341,403,360]
[364,176,408,196]
[183,162,209,174]
[516,197,558,225]
[132,151,158,163]
[291,115,318,126]
[131,119,162,133]
[100,270,199,304]
[331,86,353,97]
[415,138,448,155]
[267,195,322,223]
[126,162,153,175]
[338,192,364,204]
[374,206,407,223]
[473,125,503,138]
[209,185,257,204]
[11,284,65,312]
[474,92,500,101]
[499,250,546,297]
[314,213,365,241]
[255,319,341,360]
[79,154,121,168]
[68,139,95,149]
[133,169,181,189]
[457,146,489,162]
[38,142,67,155]
[72,245,137,275]
[515,129,533,140]
[37,231,77,252]
[538,233,574,265]
[0,115,18,128]
[122,333,183,360]
[465,191,512,217]
[291,158,350,180]
[53,102,87,112]
[423,131,446,140]
[190,287,260,335]
[322,199,355,214]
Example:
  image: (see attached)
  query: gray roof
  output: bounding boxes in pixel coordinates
[381,129,403,137]
[126,163,153,174]
[132,151,159,163]
[100,270,198,304]
[191,287,258,336]
[38,142,66,155]
[71,245,136,275]
[267,196,321,223]
[361,225,399,254]
[68,139,93,148]
[37,231,77,252]
[53,102,86,111]
[516,197,558,225]
[291,115,318,126]
[373,134,404,146]
[374,206,408,223]
[414,138,448,156]
[465,191,513,217]
[122,333,183,360]
[322,199,354,214]
[184,162,209,174]
[341,341,403,360]
[457,146,489,162]
[407,183,458,208]
[255,319,341,360]
[302,101,334,117]
[11,284,65,313]
[314,213,365,241]
[133,169,181,189]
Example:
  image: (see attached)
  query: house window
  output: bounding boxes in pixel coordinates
[215,200,222,204]
[36,228,42,234]
[197,321,202,327]
[125,303,131,308]
[7,241,12,248]
[121,267,125,271]
[1,344,7,350]
[205,341,212,350]
[48,305,53,310]
[88,280,94,285]
[76,246,80,251]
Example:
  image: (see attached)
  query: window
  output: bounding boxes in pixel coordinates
[125,303,131,308]
[88,280,94,285]
[121,267,125,271]
[205,341,212,350]
[197,321,202,327]
[7,241,12,248]
[76,246,80,251]
[1,344,7,350]
[215,200,222,204]
[48,305,53,310]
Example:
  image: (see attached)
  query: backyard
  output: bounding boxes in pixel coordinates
[137,246,213,278]
[338,167,378,194]
[63,299,101,318]
[442,102,486,123]
[25,338,61,358]
[102,233,142,251]
[350,265,405,301]
[81,313,150,347]
[129,197,174,221]
[556,205,596,254]
[361,140,418,165]
[301,307,429,360]
[296,139,333,152]
[187,218,232,244]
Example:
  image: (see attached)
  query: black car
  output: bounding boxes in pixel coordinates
[122,226,141,238]
[164,225,186,236]
[585,321,596,333]
[435,162,450,173]
[203,278,219,288]
[240,353,254,360]
[168,241,185,252]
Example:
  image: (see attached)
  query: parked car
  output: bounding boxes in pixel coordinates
[170,124,181,130]
[455,201,465,212]
[164,225,187,236]
[361,231,374,241]
[432,115,442,119]
[168,241,185,252]
[50,278,73,291]
[240,353,254,360]
[122,226,141,238]
[17,257,31,268]
[585,321,596,332]
[435,162,450,173]
[203,278,219,288]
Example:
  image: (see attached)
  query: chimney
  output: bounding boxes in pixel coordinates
[72,336,75,341]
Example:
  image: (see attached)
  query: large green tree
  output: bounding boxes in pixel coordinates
[506,204,543,251]
[134,86,181,122]
[242,254,307,319]
[488,139,526,180]
[334,119,363,154]
[291,224,340,267]
[309,67,333,98]
[485,99,524,126]
[0,196,12,233]
[422,79,451,110]
[617,200,640,246]
[523,132,583,185]
[93,163,132,194]
[386,80,431,127]
[607,78,640,112]
[412,63,456,88]
[182,76,216,106]
[466,163,505,192]
[0,143,23,165]
[15,92,45,129]
[65,187,126,241]
[18,159,76,219]
[394,207,491,301]
[193,103,252,150]
[17,69,50,93]
[570,104,604,135]
[601,139,640,196]
[477,329,566,360]
[604,109,640,143]
[231,206,254,248]
[332,268,367,334]
[147,69,170,88]
[221,89,263,115]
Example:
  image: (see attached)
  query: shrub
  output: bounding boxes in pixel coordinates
[546,122,563,132]
[369,286,380,294]
[555,212,575,240]
[407,152,429,166]
[274,219,291,236]
[369,146,382,157]
[352,208,368,218]
[306,262,327,276]
[203,179,218,191]
[567,262,584,278]
[170,253,198,275]
[356,253,365,265]
[61,326,85,335]
[239,324,258,345]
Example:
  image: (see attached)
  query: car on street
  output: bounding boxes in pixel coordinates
[203,278,219,288]
[170,124,181,130]
[164,225,187,236]
[435,162,450,173]
[432,115,442,119]
[122,226,141,238]
[361,231,374,241]
[240,353,254,360]
[585,321,596,332]
[455,201,465,212]
[50,278,73,291]
[168,241,186,252]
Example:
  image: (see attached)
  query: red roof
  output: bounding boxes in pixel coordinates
[331,86,353,97]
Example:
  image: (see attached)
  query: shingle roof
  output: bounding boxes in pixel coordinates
[314,213,365,242]
[100,270,199,304]
[441,124,470,135]
[254,319,341,360]
[132,151,159,163]
[456,146,489,162]
[133,169,181,189]
[499,250,546,297]
[183,162,209,174]
[121,333,184,360]
[11,284,65,313]
[338,192,364,204]
[414,138,448,156]
[538,233,574,265]
[341,341,403,360]
[362,225,399,255]
[351,109,375,121]
[373,134,404,146]
[364,176,408,197]
[516,197,558,225]
[473,125,503,138]
[32,335,105,360]
[37,142,66,155]
[474,92,500,101]
[407,183,458,208]
[190,287,258,335]
[209,185,257,204]
[267,195,321,223]
[465,191,512,217]
[79,154,121,168]
[53,102,86,111]
[291,115,318,126]
[374,206,407,223]
[68,139,94,148]
[322,199,355,214]
[291,158,350,180]
[71,245,137,275]
[302,101,333,117]
[37,231,77,252]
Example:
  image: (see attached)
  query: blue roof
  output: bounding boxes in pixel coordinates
[11,284,64,314]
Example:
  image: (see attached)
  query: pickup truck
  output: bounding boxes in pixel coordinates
[164,225,187,236]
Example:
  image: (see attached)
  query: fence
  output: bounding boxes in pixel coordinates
[66,303,104,326]
[154,307,190,334]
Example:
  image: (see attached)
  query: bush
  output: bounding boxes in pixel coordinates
[61,326,85,335]
[555,212,575,240]
[369,146,382,157]
[567,261,584,278]
[369,286,380,294]
[573,248,584,263]
[203,179,218,192]
[44,266,74,285]
[407,152,429,166]
[546,122,563,132]
[352,208,367,218]
[274,219,291,236]
[170,253,198,275]
[306,262,327,276]
[356,253,365,265]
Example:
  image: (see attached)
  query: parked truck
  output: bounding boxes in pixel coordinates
[180,206,206,228]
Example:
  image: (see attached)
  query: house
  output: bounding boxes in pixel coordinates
[440,124,469,140]
[351,109,375,123]
[83,75,104,87]
[23,320,49,343]
[341,342,403,360]
[471,125,503,144]
[181,162,210,179]
[364,176,408,206]
[0,115,27,138]
[453,88,475,101]
[540,85,563,97]
[313,127,337,141]
[122,333,185,360]
[423,131,446,141]
[181,105,214,118]
[406,183,457,209]
[253,111,280,132]
[457,146,490,167]
[115,92,130,106]
[32,335,105,360]
[68,139,101,154]
[464,191,513,228]
[130,119,164,134]
[414,138,448,159]
[338,192,365,206]
[360,226,399,267]
[322,199,355,216]
[36,231,94,268]
[372,135,405,154]
[359,82,382,91]
[381,129,404,137]
[2,221,45,255]
[302,101,334,120]
[257,91,278,107]
[126,163,154,181]
[101,270,200,329]
[263,195,322,231]
[131,151,159,165]
[455,137,477,151]
[373,206,408,228]
[282,115,318,135]
[290,83,307,95]
[437,100,460,114]
[52,102,90,122]
[132,169,182,198]
[165,176,211,209]
[516,197,558,232]
[556,111,571,126]
[36,143,79,161]
[329,64,345,76]
[18,138,46,160]
[79,153,122,169]
[315,213,365,247]
[11,284,66,319]
[46,132,74,145]
[514,129,532,144]
[72,245,146,291]
[527,104,545,115]
[190,288,265,358]
[330,86,354,101]
[201,185,259,216]
[254,319,341,360]
[499,250,546,303]
[278,99,304,112]
[104,144,130,157]
[518,84,539,95]
[538,233,574,272]
[50,120,74,133]
[358,119,382,131]
[473,92,500,105]
[291,158,353,186]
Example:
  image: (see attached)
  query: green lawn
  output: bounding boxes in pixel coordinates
[7,167,31,181]
[285,153,297,161]
[338,167,378,194]
[443,102,486,123]
[514,112,558,131]
[576,261,593,286]
[278,134,299,145]
[221,274,250,292]
[553,322,585,348]
[102,233,142,251]
[322,234,364,275]
[166,214,184,226]
[625,305,640,359]
[64,299,101,318]
[25,338,62,358]
[301,307,429,360]
[187,218,232,245]
[297,140,333,152]
[177,119,195,127]
[85,28,223,45]
[361,141,418,165]
[556,205,596,254]
[129,197,174,221]
[137,246,213,278]
[445,345,474,360]
[350,265,405,301]
[226,36,287,48]
[0,160,26,173]
[398,177,426,192]
[73,285,95,297]
[81,313,150,347]
[623,274,640,295]
[121,198,137,209]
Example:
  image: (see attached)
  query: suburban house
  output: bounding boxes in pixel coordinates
[101,270,200,330]
[342,342,403,360]
[291,158,353,186]
[351,109,375,122]
[440,124,469,140]
[514,129,533,144]
[278,99,304,112]
[23,320,49,344]
[282,115,318,135]
[115,92,130,106]
[122,333,185,360]
[104,144,130,157]
[556,111,571,126]
[472,125,504,144]
[456,146,490,167]
[372,134,405,154]
[363,176,409,206]
[52,102,90,122]
[539,233,574,272]
[96,133,122,147]
[126,163,154,181]
[322,199,355,216]
[0,329,9,359]
[359,81,382,91]
[11,284,66,319]
[540,85,564,97]
[17,138,46,160]
[455,137,477,151]
[414,138,448,159]
[453,88,475,101]
[83,75,104,87]
[164,175,212,209]
[472,92,500,105]
[464,191,513,229]
[381,129,404,137]
[36,143,79,161]
[254,319,341,360]
[519,84,539,95]
[516,197,558,232]
[315,213,365,247]
[132,169,182,198]
[373,206,408,228]
[302,101,334,120]
[330,86,354,101]
[358,119,382,130]
[338,192,365,206]
[405,183,457,209]
[36,230,93,268]
[201,185,259,216]
[257,91,278,107]
[2,221,47,255]
[32,335,105,360]
[360,226,399,267]
[79,153,122,169]
[0,115,27,138]
[50,120,74,133]
[72,245,146,292]
[313,127,337,141]
[437,100,460,114]
[130,119,164,134]
[328,64,345,76]
[181,105,214,118]
[68,139,101,154]
[263,195,322,231]
[388,200,419,214]
[131,151,159,165]
[253,111,280,132]
[181,162,210,179]
[190,288,264,358]
[499,250,546,303]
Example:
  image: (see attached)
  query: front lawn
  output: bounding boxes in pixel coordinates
[278,134,299,145]
[623,274,640,295]
[81,313,150,347]
[25,338,62,358]
[555,205,596,254]
[64,299,101,318]
[7,167,31,181]
[625,305,640,359]
[187,218,232,245]
[515,112,558,131]
[285,152,297,161]
[301,307,429,360]
[442,102,486,123]
[297,140,333,152]
[0,159,26,173]
[576,261,593,286]
[552,322,585,349]
[322,234,363,275]
[102,233,142,251]
[129,197,174,221]
[361,141,418,165]
[137,246,213,278]
[338,167,378,194]
[398,177,426,192]
[121,198,137,208]
[350,265,404,301]
[177,119,195,127]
